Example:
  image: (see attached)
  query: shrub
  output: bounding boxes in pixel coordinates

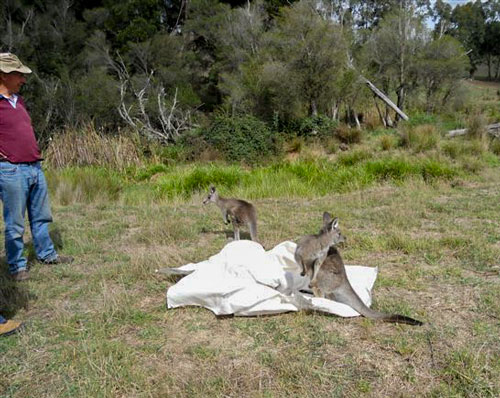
[297,115,338,139]
[284,136,304,153]
[202,115,280,164]
[177,129,220,162]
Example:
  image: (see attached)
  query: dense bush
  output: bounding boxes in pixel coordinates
[297,116,338,139]
[201,115,280,164]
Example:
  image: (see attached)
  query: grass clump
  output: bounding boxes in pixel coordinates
[334,124,363,144]
[135,164,170,181]
[466,112,488,139]
[47,153,462,204]
[46,167,125,204]
[399,124,440,152]
[364,157,419,181]
[433,349,500,397]
[379,134,397,151]
[337,148,373,166]
[489,138,500,156]
[153,164,245,199]
[45,126,143,170]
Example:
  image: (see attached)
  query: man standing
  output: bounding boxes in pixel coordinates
[0,52,73,281]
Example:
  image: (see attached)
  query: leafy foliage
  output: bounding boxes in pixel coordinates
[0,0,497,149]
[201,115,279,164]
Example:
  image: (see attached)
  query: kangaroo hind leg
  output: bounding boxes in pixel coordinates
[249,221,257,241]
[233,226,240,240]
[310,255,326,286]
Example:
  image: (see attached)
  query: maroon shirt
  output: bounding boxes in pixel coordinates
[0,95,42,163]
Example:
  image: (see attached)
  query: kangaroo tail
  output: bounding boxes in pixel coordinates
[332,287,423,326]
[381,314,423,326]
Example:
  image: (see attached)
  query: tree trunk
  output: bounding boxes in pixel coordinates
[310,100,318,117]
[331,103,339,121]
[395,85,405,123]
[487,54,492,80]
[353,110,361,130]
[373,95,387,127]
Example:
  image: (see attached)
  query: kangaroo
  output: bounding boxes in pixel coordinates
[203,185,258,241]
[294,212,345,285]
[310,246,423,326]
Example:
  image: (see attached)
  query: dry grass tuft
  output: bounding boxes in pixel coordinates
[399,124,440,152]
[45,125,144,170]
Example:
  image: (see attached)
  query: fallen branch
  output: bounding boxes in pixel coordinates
[361,76,410,122]
[447,123,500,138]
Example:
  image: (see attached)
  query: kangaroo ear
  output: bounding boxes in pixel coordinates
[210,185,216,193]
[332,217,339,229]
[323,212,332,224]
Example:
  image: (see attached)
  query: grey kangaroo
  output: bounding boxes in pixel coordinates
[203,185,258,241]
[310,246,423,326]
[294,212,345,285]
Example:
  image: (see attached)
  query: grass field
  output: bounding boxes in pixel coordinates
[2,83,500,397]
[2,161,500,397]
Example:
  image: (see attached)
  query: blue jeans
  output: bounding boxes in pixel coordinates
[0,161,57,274]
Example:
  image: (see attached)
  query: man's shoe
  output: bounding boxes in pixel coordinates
[0,320,23,336]
[10,270,29,281]
[40,255,74,265]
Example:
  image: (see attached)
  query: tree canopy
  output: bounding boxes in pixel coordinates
[0,0,491,142]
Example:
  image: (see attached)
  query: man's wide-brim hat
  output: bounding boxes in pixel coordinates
[0,53,32,74]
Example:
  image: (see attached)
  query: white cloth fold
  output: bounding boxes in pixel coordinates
[166,240,378,317]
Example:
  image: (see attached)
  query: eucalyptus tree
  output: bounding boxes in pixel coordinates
[265,0,349,118]
[416,35,468,112]
[482,0,500,80]
[450,0,486,78]
[364,4,427,121]
[430,0,453,39]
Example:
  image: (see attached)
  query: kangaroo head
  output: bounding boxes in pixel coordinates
[203,185,218,204]
[321,212,345,245]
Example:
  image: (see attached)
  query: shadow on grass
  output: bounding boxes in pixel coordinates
[0,227,65,318]
[200,227,253,241]
[0,257,34,319]
[24,226,66,263]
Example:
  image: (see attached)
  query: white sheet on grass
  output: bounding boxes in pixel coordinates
[166,240,378,317]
